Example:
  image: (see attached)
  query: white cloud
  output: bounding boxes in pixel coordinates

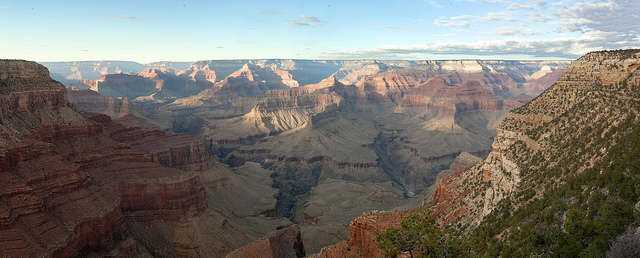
[325,39,591,59]
[290,16,323,27]
[409,0,639,59]
[556,0,640,49]
[508,0,546,10]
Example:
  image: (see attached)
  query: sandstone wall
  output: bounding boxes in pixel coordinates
[0,61,209,258]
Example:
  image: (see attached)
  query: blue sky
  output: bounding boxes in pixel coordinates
[0,0,638,62]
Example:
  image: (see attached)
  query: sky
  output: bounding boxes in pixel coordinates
[0,0,638,63]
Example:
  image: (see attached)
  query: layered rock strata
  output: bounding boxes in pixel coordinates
[0,60,207,258]
[225,225,305,258]
[430,50,640,227]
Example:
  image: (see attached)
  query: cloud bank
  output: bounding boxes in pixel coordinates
[331,0,639,59]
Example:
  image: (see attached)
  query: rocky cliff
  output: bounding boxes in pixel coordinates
[0,60,209,258]
[310,50,640,257]
[66,89,130,118]
[106,116,212,171]
[40,58,569,255]
[42,61,144,83]
[430,50,640,228]
[90,73,156,98]
[311,211,406,258]
[226,225,305,258]
[191,59,567,253]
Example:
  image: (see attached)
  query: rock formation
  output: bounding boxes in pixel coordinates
[66,89,130,118]
[35,58,571,255]
[225,225,305,258]
[430,50,640,228]
[178,59,568,253]
[311,49,640,257]
[0,60,208,257]
[89,73,156,98]
[311,211,406,258]
[42,61,144,83]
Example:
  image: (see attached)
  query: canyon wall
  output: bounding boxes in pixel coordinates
[310,49,640,257]
[0,60,209,258]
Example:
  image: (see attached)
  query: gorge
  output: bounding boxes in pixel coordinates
[0,56,574,257]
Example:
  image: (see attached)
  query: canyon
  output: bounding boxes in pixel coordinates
[316,49,640,257]
[4,0,637,256]
[0,60,289,257]
[46,58,568,255]
[1,57,568,257]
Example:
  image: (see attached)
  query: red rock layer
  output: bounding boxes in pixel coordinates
[66,89,130,118]
[103,115,211,171]
[0,60,208,258]
[226,225,305,258]
[92,73,156,97]
[312,212,406,258]
[430,153,482,225]
[405,77,504,112]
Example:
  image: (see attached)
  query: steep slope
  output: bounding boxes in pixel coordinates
[66,89,130,118]
[214,63,300,97]
[312,152,481,258]
[137,68,212,99]
[0,60,294,257]
[314,49,640,257]
[80,68,213,102]
[0,60,209,257]
[87,73,156,98]
[42,61,144,83]
[58,59,567,255]
[424,49,640,256]
[226,225,305,258]
[431,50,640,227]
[191,60,567,253]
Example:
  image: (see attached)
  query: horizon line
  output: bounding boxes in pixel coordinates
[34,58,576,65]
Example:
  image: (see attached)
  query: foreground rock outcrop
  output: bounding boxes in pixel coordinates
[311,211,406,258]
[225,225,305,258]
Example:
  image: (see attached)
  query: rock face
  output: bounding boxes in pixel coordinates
[66,89,130,118]
[77,68,213,102]
[225,225,305,258]
[38,58,570,255]
[214,64,300,97]
[89,73,156,98]
[428,50,640,229]
[308,51,640,257]
[177,59,568,253]
[0,60,208,258]
[240,91,342,135]
[137,68,213,99]
[42,61,144,83]
[107,116,212,171]
[311,211,406,258]
[430,152,483,225]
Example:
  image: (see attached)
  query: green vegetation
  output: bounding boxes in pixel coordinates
[377,210,462,258]
[378,120,640,258]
